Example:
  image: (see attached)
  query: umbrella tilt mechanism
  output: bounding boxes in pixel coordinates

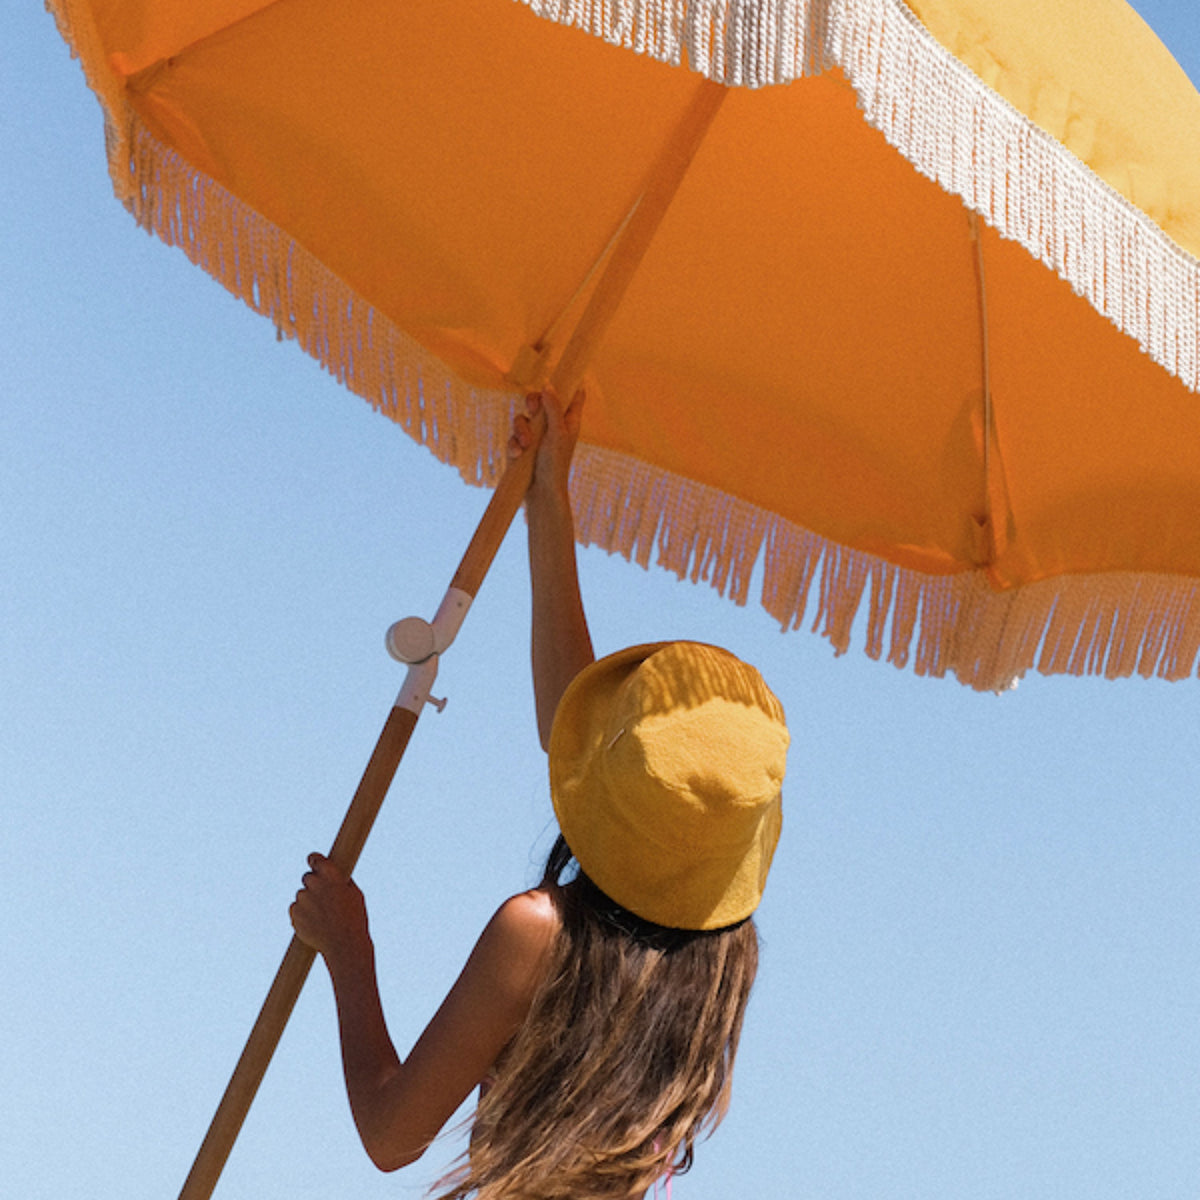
[386,587,477,713]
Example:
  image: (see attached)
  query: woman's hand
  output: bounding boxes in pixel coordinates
[508,386,585,507]
[290,852,371,966]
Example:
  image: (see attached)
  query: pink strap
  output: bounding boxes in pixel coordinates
[651,1138,673,1199]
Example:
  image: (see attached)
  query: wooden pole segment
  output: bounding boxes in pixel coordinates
[178,703,419,1200]
[177,76,727,1200]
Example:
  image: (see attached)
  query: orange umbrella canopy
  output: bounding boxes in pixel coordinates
[50,0,1200,689]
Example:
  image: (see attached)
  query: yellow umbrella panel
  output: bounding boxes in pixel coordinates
[48,0,1200,690]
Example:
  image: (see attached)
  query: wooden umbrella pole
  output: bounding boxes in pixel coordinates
[177,76,726,1200]
[178,697,423,1200]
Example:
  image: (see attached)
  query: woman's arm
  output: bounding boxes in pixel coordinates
[290,854,558,1171]
[509,388,594,750]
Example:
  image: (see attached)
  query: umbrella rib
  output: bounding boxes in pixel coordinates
[508,78,728,395]
[508,202,639,390]
[458,79,728,603]
[551,78,727,396]
[120,2,292,78]
[968,210,997,567]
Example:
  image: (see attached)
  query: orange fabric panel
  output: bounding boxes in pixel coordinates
[592,73,990,576]
[986,225,1200,585]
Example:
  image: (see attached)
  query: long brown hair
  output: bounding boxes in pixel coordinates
[433,836,759,1199]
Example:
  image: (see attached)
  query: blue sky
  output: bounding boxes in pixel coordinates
[4,4,1200,1198]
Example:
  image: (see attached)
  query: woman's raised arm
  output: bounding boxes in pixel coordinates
[509,388,594,750]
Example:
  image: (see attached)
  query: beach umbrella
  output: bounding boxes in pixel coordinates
[45,0,1200,1195]
[47,0,1200,693]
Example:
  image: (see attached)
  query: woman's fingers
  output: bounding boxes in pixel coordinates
[507,385,584,478]
[507,410,534,460]
[564,388,585,436]
[307,852,352,883]
[540,385,562,420]
[294,853,353,907]
[291,853,367,954]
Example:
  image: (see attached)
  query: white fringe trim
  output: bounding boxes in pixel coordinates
[518,0,1200,395]
[49,0,1200,690]
[45,0,140,206]
[571,446,1200,690]
[123,123,520,489]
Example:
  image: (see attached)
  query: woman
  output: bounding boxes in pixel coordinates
[290,388,789,1198]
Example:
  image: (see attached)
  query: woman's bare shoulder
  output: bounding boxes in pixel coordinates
[486,887,561,963]
[447,888,560,1013]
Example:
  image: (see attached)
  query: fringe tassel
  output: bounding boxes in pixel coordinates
[122,121,518,489]
[570,448,1200,691]
[50,0,1200,690]
[571,447,768,604]
[45,0,139,205]
[517,0,1200,395]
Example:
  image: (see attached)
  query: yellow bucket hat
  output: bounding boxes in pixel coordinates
[548,642,788,931]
